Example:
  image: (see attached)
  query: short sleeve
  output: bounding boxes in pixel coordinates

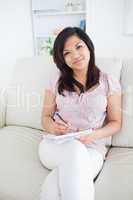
[105,73,122,97]
[45,71,60,95]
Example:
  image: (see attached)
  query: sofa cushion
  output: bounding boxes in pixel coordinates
[0,126,49,200]
[0,88,6,128]
[6,55,58,130]
[112,59,133,147]
[96,57,122,80]
[95,147,133,200]
[96,57,122,146]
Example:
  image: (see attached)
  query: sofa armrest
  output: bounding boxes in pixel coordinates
[0,88,6,128]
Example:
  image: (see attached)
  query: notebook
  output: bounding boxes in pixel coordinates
[43,129,93,144]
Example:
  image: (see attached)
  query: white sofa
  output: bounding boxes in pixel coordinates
[0,55,133,200]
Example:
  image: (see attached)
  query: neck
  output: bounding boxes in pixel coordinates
[74,69,87,85]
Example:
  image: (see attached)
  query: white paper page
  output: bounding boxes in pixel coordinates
[43,129,93,144]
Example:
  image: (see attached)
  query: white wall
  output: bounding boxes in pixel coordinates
[0,0,34,87]
[32,0,85,11]
[86,0,133,59]
[0,0,133,88]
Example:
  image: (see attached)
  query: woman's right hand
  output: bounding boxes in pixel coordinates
[50,120,70,135]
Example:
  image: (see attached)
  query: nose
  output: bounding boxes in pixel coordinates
[71,50,80,59]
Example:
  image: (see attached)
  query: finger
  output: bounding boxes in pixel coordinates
[54,122,66,129]
[56,125,68,132]
[76,138,85,144]
[56,129,67,135]
[58,124,69,131]
[56,120,69,128]
[79,136,86,140]
[79,138,87,143]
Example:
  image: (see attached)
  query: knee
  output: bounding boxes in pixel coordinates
[38,139,55,168]
[65,139,87,152]
[38,139,47,166]
[63,140,89,161]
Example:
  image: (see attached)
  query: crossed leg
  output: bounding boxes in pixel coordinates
[39,139,103,200]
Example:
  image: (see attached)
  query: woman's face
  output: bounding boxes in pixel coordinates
[63,35,90,73]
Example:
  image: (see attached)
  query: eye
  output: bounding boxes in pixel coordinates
[76,44,83,49]
[63,52,70,56]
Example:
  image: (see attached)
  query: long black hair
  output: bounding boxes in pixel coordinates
[53,27,100,96]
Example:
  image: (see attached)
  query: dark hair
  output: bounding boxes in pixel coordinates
[53,27,100,96]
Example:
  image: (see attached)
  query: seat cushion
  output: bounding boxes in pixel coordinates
[95,147,133,200]
[0,126,49,200]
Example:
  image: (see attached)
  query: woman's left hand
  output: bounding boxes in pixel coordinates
[77,135,94,145]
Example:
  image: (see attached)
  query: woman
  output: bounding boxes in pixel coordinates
[39,27,122,200]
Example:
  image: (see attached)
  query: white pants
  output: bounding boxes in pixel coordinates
[39,139,104,200]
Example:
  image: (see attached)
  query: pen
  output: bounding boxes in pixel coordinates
[54,112,78,131]
[54,112,68,124]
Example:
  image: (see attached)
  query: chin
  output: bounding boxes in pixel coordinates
[73,68,87,73]
[75,64,87,70]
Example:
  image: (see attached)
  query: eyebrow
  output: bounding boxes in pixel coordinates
[63,42,82,52]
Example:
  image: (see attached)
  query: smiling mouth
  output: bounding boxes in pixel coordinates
[73,58,83,64]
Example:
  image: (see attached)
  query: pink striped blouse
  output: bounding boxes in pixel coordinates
[45,71,122,159]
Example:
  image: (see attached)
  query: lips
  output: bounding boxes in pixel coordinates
[73,58,83,64]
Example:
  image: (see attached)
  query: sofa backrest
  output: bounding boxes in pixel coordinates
[7,55,131,147]
[6,55,58,130]
[112,59,133,147]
